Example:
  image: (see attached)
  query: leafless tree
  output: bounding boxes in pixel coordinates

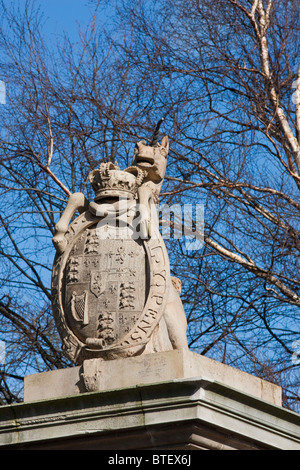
[0,0,300,410]
[110,0,300,409]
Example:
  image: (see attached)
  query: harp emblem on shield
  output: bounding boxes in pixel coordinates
[71,290,89,325]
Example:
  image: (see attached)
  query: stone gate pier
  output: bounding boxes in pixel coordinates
[1,133,300,450]
[0,349,300,450]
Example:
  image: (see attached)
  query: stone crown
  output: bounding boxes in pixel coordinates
[88,162,145,201]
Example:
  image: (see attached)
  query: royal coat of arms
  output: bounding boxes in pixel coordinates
[52,126,188,364]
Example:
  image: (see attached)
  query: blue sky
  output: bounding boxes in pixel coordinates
[36,0,96,39]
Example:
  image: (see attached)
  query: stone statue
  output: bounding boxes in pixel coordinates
[51,122,188,363]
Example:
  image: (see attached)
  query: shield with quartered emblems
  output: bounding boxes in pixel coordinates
[51,163,170,363]
[65,224,147,348]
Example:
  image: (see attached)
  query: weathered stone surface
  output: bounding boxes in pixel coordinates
[24,349,282,406]
[52,206,177,362]
[2,376,300,450]
[51,133,188,363]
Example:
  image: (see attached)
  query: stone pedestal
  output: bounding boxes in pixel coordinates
[23,349,282,404]
[1,350,300,450]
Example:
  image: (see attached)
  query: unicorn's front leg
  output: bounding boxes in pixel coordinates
[52,192,89,254]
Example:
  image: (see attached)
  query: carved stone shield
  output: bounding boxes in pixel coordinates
[51,209,170,363]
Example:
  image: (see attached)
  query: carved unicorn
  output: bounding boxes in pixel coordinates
[52,120,189,352]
